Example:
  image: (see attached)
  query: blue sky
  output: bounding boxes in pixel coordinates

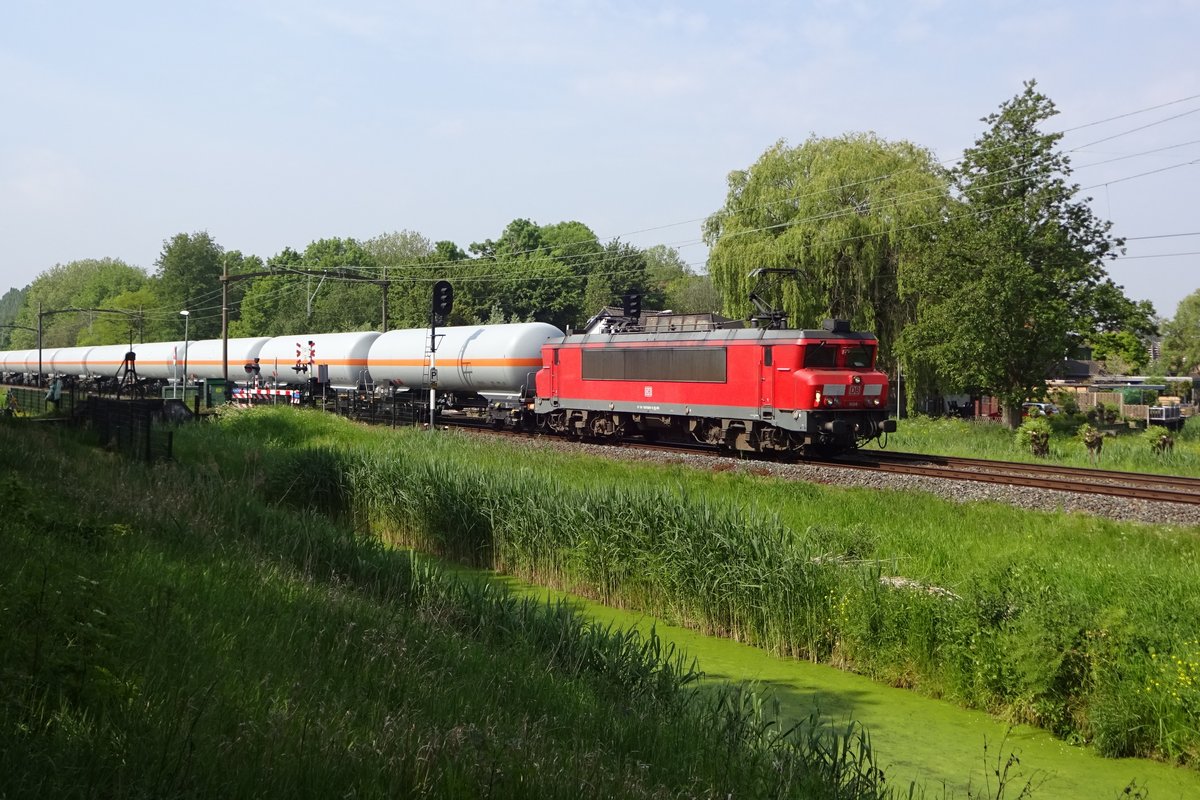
[2,0,1197,319]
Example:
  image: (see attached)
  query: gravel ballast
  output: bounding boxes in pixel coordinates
[491,434,1200,529]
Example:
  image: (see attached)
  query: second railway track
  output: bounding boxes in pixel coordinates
[829,450,1200,507]
[458,419,1200,508]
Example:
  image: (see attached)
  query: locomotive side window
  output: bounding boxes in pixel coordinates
[581,347,726,382]
[763,346,773,366]
[843,344,875,368]
[802,343,837,368]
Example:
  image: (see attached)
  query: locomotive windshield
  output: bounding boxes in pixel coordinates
[802,343,837,368]
[802,342,875,368]
[843,344,875,368]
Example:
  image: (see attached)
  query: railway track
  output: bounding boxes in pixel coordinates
[458,419,1200,507]
[827,449,1200,506]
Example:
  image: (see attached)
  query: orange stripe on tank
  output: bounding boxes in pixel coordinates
[370,358,542,367]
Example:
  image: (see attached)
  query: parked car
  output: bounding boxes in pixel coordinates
[1022,402,1059,417]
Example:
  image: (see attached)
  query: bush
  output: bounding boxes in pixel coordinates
[1143,426,1176,456]
[1016,416,1053,457]
[1051,389,1081,416]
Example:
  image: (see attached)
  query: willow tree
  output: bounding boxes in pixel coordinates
[703,134,948,361]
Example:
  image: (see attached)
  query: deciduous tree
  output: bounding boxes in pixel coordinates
[155,232,224,339]
[1162,288,1200,375]
[9,258,147,347]
[899,81,1144,426]
[704,134,948,360]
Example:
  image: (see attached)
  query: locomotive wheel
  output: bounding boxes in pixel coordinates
[590,414,614,438]
[694,419,723,446]
[545,409,571,435]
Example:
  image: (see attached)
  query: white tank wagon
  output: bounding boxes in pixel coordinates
[49,346,95,377]
[258,331,381,388]
[182,337,271,380]
[125,341,190,381]
[82,344,134,378]
[368,323,563,397]
[2,349,38,378]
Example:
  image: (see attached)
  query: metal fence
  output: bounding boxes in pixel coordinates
[81,397,178,463]
[4,385,80,416]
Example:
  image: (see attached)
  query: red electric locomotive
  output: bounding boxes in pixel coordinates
[533,317,896,455]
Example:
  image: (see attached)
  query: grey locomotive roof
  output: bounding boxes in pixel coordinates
[555,327,878,345]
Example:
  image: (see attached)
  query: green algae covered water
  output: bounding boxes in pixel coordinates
[492,574,1200,800]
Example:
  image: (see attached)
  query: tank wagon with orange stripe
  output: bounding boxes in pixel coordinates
[258,331,380,388]
[368,323,561,400]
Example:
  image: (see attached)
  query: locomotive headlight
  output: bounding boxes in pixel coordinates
[852,375,862,385]
[814,390,822,405]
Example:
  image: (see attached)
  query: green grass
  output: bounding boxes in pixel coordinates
[175,405,1200,769]
[880,415,1200,477]
[0,416,898,799]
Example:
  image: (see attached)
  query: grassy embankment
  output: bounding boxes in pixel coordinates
[884,415,1200,477]
[175,406,1200,770]
[0,416,898,799]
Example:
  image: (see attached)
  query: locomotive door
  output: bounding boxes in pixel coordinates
[549,347,561,400]
[759,345,775,419]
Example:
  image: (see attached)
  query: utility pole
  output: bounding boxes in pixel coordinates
[221,257,229,385]
[37,301,43,387]
[381,267,389,333]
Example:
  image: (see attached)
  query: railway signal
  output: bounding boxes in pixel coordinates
[429,281,454,429]
[432,280,454,323]
[623,291,641,319]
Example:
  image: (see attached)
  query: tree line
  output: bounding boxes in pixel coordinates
[0,227,717,349]
[704,80,1196,423]
[1,80,1197,424]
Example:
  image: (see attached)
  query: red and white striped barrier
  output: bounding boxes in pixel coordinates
[231,387,302,405]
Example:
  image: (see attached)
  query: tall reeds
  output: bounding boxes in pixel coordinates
[1,414,899,798]
[195,407,1200,768]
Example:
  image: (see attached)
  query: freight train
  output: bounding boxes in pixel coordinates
[0,314,895,455]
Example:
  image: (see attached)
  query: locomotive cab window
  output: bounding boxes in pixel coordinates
[843,344,875,369]
[802,343,837,368]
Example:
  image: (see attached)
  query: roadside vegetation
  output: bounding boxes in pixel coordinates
[1,415,901,799]
[175,406,1200,770]
[882,415,1200,477]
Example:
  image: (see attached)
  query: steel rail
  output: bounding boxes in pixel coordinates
[833,450,1200,506]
